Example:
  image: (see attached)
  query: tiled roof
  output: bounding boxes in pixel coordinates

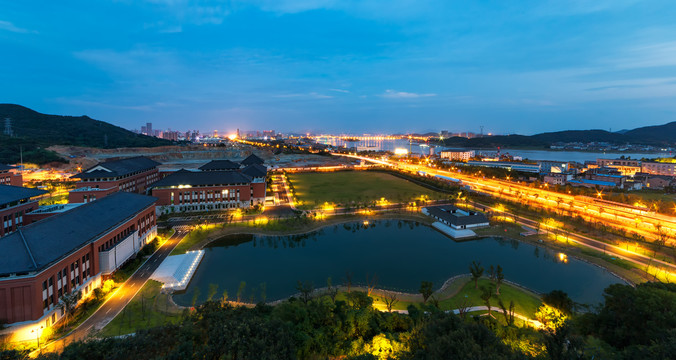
[241,164,267,178]
[0,185,47,206]
[240,154,264,166]
[198,160,241,171]
[0,192,157,275]
[150,169,253,188]
[72,156,160,179]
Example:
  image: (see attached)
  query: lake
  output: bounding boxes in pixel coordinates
[173,220,625,306]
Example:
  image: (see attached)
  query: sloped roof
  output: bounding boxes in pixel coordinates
[150,169,253,188]
[0,192,157,275]
[0,184,47,206]
[0,164,17,171]
[240,154,264,166]
[198,159,241,171]
[72,156,160,179]
[241,164,267,178]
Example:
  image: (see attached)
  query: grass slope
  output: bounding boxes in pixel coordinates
[288,171,445,208]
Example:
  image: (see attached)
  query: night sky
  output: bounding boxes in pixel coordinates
[2,0,676,134]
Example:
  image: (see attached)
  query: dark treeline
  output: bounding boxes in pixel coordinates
[2,282,675,359]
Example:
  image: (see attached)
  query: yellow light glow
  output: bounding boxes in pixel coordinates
[228,134,237,140]
[393,148,408,156]
[558,253,568,263]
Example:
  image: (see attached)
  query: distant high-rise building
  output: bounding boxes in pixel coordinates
[141,125,147,134]
[146,122,153,136]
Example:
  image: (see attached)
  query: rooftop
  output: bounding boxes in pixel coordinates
[425,205,489,226]
[0,164,17,172]
[0,192,157,276]
[198,159,241,171]
[0,185,47,206]
[240,154,264,166]
[29,203,84,214]
[72,156,160,180]
[241,164,267,178]
[151,169,253,188]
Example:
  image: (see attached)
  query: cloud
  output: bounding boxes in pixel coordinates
[274,92,333,99]
[143,0,230,25]
[381,89,436,98]
[329,88,350,93]
[0,20,36,34]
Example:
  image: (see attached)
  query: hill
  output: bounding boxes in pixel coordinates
[0,104,172,165]
[440,121,676,149]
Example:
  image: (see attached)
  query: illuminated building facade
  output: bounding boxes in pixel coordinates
[0,164,22,186]
[69,156,161,203]
[0,192,156,341]
[0,185,46,238]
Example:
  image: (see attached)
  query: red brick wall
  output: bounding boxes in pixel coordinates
[0,204,156,324]
[75,168,159,194]
[0,201,39,237]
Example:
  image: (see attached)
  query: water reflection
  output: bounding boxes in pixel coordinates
[174,220,625,307]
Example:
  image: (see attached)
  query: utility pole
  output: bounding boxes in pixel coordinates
[480,125,484,137]
[3,118,13,137]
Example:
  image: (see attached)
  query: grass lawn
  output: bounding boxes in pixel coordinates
[288,171,445,209]
[339,278,542,318]
[98,280,183,337]
[438,279,542,318]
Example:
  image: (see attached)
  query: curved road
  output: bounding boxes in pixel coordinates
[35,229,187,355]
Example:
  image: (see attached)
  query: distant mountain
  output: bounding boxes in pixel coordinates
[623,122,676,143]
[440,121,676,149]
[0,104,172,165]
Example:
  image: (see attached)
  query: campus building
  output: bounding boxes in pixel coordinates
[150,169,266,213]
[0,185,47,238]
[641,161,676,176]
[439,149,475,161]
[0,192,157,341]
[423,205,489,230]
[69,156,161,203]
[0,164,22,187]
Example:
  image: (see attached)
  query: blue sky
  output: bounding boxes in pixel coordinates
[2,0,676,135]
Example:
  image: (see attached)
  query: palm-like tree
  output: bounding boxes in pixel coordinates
[495,265,504,295]
[469,261,484,289]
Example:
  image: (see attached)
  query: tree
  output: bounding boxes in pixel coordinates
[206,283,218,302]
[480,285,493,317]
[326,277,338,302]
[419,281,434,303]
[495,265,504,295]
[237,281,246,303]
[296,281,314,305]
[58,291,80,326]
[469,261,484,289]
[383,291,399,312]
[344,271,353,293]
[497,298,514,326]
[366,273,379,297]
[542,290,573,315]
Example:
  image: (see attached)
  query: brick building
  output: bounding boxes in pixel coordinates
[151,170,266,213]
[0,192,157,341]
[69,156,161,203]
[0,164,22,187]
[0,185,47,238]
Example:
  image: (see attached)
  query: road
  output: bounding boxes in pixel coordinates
[337,153,676,245]
[35,229,187,355]
[334,153,676,277]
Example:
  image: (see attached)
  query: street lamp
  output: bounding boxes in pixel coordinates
[32,325,44,353]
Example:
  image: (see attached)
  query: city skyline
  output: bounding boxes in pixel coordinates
[3,1,676,134]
